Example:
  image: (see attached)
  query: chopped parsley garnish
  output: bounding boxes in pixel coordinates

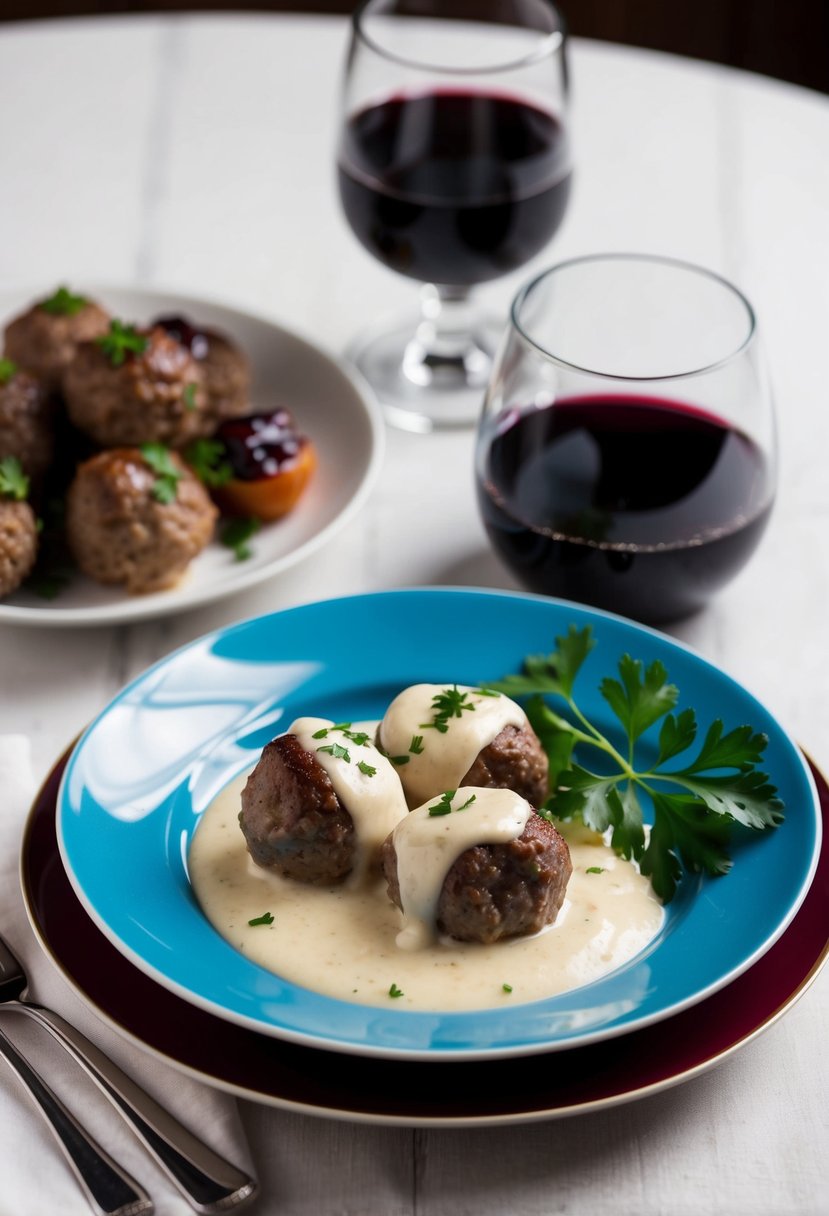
[420,686,477,733]
[140,443,181,504]
[409,735,424,754]
[184,437,233,488]
[388,983,404,999]
[357,760,377,777]
[40,285,88,316]
[342,728,371,746]
[248,912,274,926]
[490,624,785,903]
[183,381,198,411]
[0,357,17,385]
[419,685,500,734]
[317,742,351,762]
[96,319,149,367]
[502,983,513,993]
[312,727,329,739]
[428,790,476,817]
[0,456,29,501]
[220,516,260,561]
[586,866,605,875]
[390,754,410,766]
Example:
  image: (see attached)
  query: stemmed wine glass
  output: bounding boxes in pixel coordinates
[475,254,778,624]
[336,0,571,432]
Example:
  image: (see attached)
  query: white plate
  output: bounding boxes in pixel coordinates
[0,285,383,627]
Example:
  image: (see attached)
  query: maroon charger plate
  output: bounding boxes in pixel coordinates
[21,750,829,1126]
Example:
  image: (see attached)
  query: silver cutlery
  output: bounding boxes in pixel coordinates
[0,931,258,1213]
[0,1022,153,1216]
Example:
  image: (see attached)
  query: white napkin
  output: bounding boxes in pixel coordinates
[0,736,257,1215]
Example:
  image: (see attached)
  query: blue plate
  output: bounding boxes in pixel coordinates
[57,589,822,1060]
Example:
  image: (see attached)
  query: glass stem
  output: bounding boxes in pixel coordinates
[401,284,494,390]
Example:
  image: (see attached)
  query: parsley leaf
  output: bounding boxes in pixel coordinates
[388,983,404,999]
[427,790,476,817]
[317,742,351,762]
[0,357,18,385]
[493,626,784,903]
[248,912,274,926]
[220,516,260,561]
[0,456,29,501]
[140,443,181,504]
[40,286,88,316]
[420,686,477,733]
[96,319,149,367]
[184,437,233,488]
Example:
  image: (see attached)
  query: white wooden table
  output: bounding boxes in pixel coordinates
[0,13,827,1215]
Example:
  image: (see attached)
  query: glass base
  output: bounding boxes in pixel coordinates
[346,307,505,433]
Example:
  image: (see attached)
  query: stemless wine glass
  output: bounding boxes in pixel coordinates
[475,253,778,624]
[336,0,571,432]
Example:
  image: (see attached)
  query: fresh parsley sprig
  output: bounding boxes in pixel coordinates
[0,456,29,501]
[420,685,500,734]
[491,625,784,903]
[220,516,259,561]
[40,286,88,316]
[96,319,149,367]
[184,438,233,488]
[140,443,182,504]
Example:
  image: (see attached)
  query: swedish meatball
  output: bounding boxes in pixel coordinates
[154,315,251,426]
[0,498,38,598]
[63,324,212,448]
[378,684,549,807]
[382,788,572,945]
[461,722,549,807]
[239,718,408,886]
[4,289,110,391]
[239,733,356,886]
[0,364,56,491]
[65,447,217,593]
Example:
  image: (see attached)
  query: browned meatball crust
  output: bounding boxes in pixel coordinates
[152,316,251,426]
[462,723,549,807]
[4,296,110,391]
[383,811,572,945]
[200,331,251,425]
[0,368,56,491]
[239,733,355,885]
[63,326,212,448]
[0,499,38,598]
[65,447,217,594]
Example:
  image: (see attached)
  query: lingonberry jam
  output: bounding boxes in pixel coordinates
[216,409,305,481]
[153,315,211,360]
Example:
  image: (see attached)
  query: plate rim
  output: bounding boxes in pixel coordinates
[22,743,829,1126]
[0,282,385,628]
[54,587,824,1060]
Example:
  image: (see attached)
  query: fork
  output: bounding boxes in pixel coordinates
[0,1022,153,1215]
[0,931,258,1213]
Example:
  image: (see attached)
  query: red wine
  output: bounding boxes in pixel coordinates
[476,396,775,623]
[337,89,571,287]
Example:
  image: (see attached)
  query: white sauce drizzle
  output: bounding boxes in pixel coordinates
[378,684,527,806]
[288,716,408,883]
[190,774,664,1013]
[392,787,532,951]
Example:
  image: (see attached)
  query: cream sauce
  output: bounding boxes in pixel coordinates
[392,787,532,951]
[189,774,664,1013]
[378,684,528,806]
[287,716,408,883]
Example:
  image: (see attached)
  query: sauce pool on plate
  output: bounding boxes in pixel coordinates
[189,772,664,1012]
